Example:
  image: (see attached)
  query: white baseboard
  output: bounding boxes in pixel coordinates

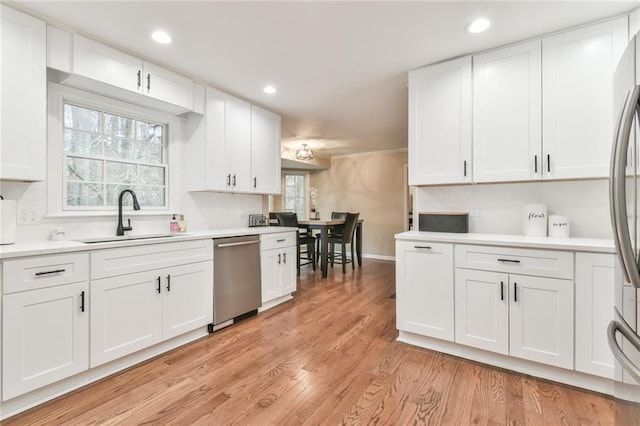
[362,253,395,261]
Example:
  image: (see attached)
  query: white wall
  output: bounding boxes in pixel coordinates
[414,179,611,239]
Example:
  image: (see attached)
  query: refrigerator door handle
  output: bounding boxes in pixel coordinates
[610,86,640,288]
[607,309,640,383]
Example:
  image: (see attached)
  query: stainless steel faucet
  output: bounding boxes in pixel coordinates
[116,189,141,236]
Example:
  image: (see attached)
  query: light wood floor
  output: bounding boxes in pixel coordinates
[4,259,640,425]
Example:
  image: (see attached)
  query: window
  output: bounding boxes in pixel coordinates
[283,172,307,219]
[63,103,167,209]
[47,83,181,216]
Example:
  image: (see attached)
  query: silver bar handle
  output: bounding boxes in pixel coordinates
[216,240,260,248]
[607,310,640,382]
[610,86,640,288]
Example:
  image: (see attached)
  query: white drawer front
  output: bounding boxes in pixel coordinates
[91,239,213,279]
[3,252,89,294]
[261,232,296,251]
[455,244,574,279]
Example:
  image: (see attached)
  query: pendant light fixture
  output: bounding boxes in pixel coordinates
[296,144,314,161]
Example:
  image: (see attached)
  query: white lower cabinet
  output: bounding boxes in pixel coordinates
[2,253,90,400]
[455,269,574,369]
[260,232,297,307]
[90,240,213,367]
[396,241,454,341]
[91,260,213,367]
[575,252,617,379]
[3,282,89,400]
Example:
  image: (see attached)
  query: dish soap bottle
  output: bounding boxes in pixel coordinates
[170,214,179,233]
[178,214,187,233]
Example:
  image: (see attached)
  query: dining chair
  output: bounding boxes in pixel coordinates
[316,211,348,261]
[326,212,360,273]
[274,212,316,275]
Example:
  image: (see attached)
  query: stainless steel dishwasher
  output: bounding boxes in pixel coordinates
[211,235,262,330]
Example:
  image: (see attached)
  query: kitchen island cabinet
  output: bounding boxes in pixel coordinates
[260,232,296,311]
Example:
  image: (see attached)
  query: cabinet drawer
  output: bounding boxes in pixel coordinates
[3,252,89,294]
[455,244,573,279]
[261,232,296,251]
[91,239,213,279]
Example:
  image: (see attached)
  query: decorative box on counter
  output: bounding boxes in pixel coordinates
[418,212,469,233]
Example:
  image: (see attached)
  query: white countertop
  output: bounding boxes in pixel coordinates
[395,231,616,253]
[0,227,298,260]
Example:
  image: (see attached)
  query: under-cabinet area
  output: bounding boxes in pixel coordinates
[0,229,297,419]
[395,231,639,404]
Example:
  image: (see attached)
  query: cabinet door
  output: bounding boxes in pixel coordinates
[575,253,616,379]
[280,246,297,295]
[408,57,472,185]
[251,106,281,194]
[227,98,252,192]
[143,62,194,111]
[396,241,454,341]
[204,87,232,191]
[509,274,574,369]
[455,269,509,355]
[473,41,542,182]
[0,5,46,181]
[261,248,281,303]
[542,17,628,179]
[73,34,142,93]
[162,261,213,340]
[2,282,89,400]
[90,271,162,367]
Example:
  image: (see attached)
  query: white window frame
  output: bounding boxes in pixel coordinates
[281,171,309,220]
[47,83,182,217]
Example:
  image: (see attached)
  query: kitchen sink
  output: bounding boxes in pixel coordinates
[73,233,183,244]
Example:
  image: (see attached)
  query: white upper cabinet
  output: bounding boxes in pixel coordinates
[542,17,628,179]
[187,86,281,194]
[0,5,46,181]
[409,56,472,185]
[251,106,282,194]
[67,34,194,113]
[473,41,542,182]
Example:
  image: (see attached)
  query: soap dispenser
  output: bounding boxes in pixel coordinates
[170,214,179,233]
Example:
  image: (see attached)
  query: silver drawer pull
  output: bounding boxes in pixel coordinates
[497,258,520,264]
[414,246,431,250]
[35,269,66,276]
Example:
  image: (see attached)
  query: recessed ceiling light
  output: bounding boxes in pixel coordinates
[263,85,277,94]
[151,30,172,44]
[467,18,491,34]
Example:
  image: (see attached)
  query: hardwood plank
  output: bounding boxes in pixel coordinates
[4,259,639,425]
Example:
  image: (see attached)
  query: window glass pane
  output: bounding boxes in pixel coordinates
[106,161,136,184]
[104,136,137,161]
[67,182,103,206]
[137,186,166,207]
[64,129,102,155]
[67,157,103,182]
[285,175,296,186]
[104,113,134,138]
[137,141,163,164]
[138,165,165,186]
[286,187,296,198]
[64,104,100,132]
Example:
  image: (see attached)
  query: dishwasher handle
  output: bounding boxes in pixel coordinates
[216,240,260,248]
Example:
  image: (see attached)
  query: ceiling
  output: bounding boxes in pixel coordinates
[12,1,640,158]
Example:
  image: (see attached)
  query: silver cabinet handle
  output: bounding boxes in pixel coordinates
[610,86,640,288]
[607,310,640,382]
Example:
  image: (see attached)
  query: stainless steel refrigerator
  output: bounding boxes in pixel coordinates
[608,30,640,390]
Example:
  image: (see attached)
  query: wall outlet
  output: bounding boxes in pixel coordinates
[17,208,42,224]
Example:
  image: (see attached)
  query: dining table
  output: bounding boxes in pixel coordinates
[297,218,363,278]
